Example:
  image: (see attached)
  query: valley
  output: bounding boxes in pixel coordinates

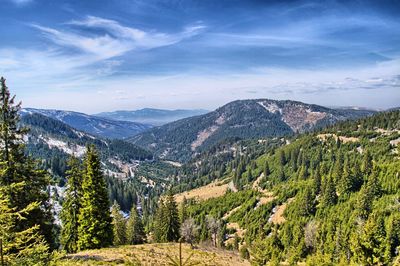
[2,83,399,265]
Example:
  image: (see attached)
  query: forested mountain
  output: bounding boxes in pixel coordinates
[22,108,152,139]
[20,112,180,217]
[129,99,376,162]
[95,108,209,126]
[21,113,153,181]
[178,110,400,265]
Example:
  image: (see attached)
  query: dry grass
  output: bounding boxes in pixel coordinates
[317,134,359,143]
[269,198,294,225]
[257,193,275,206]
[174,180,230,203]
[226,223,246,238]
[252,173,276,208]
[222,206,241,220]
[54,243,250,266]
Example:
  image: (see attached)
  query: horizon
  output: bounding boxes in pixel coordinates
[1,0,399,112]
[21,97,390,116]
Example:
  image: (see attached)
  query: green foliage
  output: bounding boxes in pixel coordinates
[77,145,113,250]
[60,157,83,253]
[0,77,53,263]
[0,183,50,265]
[126,204,146,245]
[111,201,127,246]
[185,110,400,265]
[153,195,181,243]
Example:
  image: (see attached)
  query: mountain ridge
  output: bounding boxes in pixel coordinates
[21,108,152,139]
[94,108,209,126]
[129,99,376,162]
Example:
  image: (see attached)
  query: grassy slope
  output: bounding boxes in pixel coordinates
[54,243,250,266]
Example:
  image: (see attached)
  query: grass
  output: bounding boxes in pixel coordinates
[174,180,230,203]
[53,243,250,266]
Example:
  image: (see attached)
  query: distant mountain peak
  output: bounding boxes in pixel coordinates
[94,108,209,126]
[129,98,376,162]
[21,108,152,139]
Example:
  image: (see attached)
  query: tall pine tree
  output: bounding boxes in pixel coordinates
[60,156,83,253]
[0,77,55,251]
[111,201,127,245]
[153,195,180,243]
[164,194,180,242]
[77,145,113,250]
[126,204,146,244]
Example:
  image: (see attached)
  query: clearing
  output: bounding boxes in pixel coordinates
[269,198,295,224]
[174,179,230,203]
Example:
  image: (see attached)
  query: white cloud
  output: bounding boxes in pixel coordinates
[0,16,204,101]
[32,16,205,61]
[8,0,33,5]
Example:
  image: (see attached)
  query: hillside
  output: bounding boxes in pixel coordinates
[55,243,249,265]
[22,108,152,139]
[20,113,180,215]
[95,108,209,126]
[22,113,153,173]
[180,110,400,264]
[129,99,375,162]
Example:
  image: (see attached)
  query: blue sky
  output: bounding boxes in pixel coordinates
[0,0,399,112]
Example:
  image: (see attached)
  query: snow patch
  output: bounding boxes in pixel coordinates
[42,137,86,157]
[258,101,281,114]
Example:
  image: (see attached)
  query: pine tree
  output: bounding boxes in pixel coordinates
[179,197,188,224]
[126,205,146,244]
[362,150,373,176]
[337,158,353,199]
[77,145,113,250]
[0,183,49,265]
[263,161,270,177]
[321,175,337,207]
[60,156,83,253]
[0,77,55,250]
[164,194,181,242]
[153,199,167,242]
[111,201,127,245]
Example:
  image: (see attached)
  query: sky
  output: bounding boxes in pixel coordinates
[0,0,399,113]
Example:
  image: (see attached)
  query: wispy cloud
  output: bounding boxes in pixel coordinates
[8,0,33,6]
[0,16,204,94]
[31,16,205,61]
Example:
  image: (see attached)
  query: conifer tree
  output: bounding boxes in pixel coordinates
[126,204,146,244]
[337,158,353,199]
[77,145,113,250]
[153,199,166,242]
[0,183,49,265]
[179,197,188,224]
[263,161,270,177]
[164,194,181,242]
[111,201,127,245]
[362,150,373,176]
[60,156,83,253]
[0,77,55,250]
[321,175,337,207]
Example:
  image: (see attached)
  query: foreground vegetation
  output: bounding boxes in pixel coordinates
[54,243,249,266]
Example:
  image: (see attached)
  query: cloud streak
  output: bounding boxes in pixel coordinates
[32,16,205,61]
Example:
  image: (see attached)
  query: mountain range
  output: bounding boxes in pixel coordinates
[95,108,209,126]
[21,112,154,181]
[129,99,376,162]
[21,108,152,139]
